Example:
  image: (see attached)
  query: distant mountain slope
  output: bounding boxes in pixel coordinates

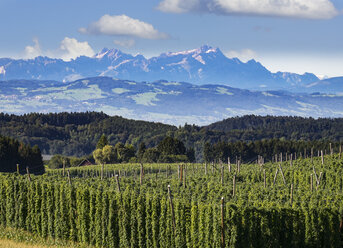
[1,76,343,126]
[0,45,319,90]
[304,77,343,94]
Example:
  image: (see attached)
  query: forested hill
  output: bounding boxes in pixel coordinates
[205,115,343,141]
[0,112,176,156]
[1,112,343,159]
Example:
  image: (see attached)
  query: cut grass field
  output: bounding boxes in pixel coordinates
[0,226,93,248]
[0,239,55,248]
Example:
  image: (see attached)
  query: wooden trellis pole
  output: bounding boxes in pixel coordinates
[280,153,283,163]
[278,164,286,185]
[273,168,279,186]
[228,157,231,172]
[317,172,323,190]
[233,175,236,197]
[115,175,121,192]
[330,143,333,156]
[26,167,31,182]
[313,166,319,185]
[263,169,266,188]
[67,170,72,185]
[183,165,187,188]
[221,165,224,185]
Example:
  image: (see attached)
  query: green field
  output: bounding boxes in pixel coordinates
[1,153,343,247]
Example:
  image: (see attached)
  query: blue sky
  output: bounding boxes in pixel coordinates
[0,0,342,77]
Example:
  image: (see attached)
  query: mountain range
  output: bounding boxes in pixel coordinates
[0,45,336,92]
[1,76,343,126]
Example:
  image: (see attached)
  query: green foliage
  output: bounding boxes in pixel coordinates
[96,134,108,149]
[93,143,136,164]
[0,135,44,174]
[0,112,175,157]
[1,152,343,247]
[47,154,85,169]
[204,139,342,163]
[93,149,105,165]
[115,143,136,163]
[48,155,66,169]
[142,148,160,163]
[157,137,186,155]
[102,145,117,164]
[137,142,146,162]
[2,112,343,162]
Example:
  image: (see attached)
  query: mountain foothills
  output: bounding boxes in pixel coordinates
[1,112,343,161]
[0,45,327,91]
[1,77,343,126]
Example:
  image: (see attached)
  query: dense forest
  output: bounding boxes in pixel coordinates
[0,112,176,157]
[1,112,342,161]
[0,135,44,174]
[203,139,341,163]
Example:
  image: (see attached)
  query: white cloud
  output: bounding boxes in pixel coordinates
[59,37,95,61]
[225,49,258,62]
[22,37,94,61]
[113,39,136,48]
[24,38,42,59]
[79,14,168,39]
[157,0,339,19]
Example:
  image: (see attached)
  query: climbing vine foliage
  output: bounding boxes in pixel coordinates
[0,154,343,247]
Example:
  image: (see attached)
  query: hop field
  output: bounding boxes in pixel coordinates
[1,153,343,247]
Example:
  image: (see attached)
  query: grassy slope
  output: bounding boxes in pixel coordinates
[0,226,93,248]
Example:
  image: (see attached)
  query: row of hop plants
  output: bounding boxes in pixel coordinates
[1,154,343,246]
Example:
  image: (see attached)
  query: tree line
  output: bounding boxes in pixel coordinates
[92,135,195,165]
[48,135,195,169]
[1,112,343,161]
[0,135,44,174]
[203,139,341,163]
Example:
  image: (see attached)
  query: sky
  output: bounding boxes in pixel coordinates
[0,0,342,78]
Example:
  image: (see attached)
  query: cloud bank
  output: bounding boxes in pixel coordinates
[80,14,168,39]
[23,38,94,61]
[225,49,258,62]
[24,38,41,59]
[59,37,94,61]
[157,0,339,19]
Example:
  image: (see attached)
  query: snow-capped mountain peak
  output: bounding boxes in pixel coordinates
[164,45,219,57]
[0,45,321,91]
